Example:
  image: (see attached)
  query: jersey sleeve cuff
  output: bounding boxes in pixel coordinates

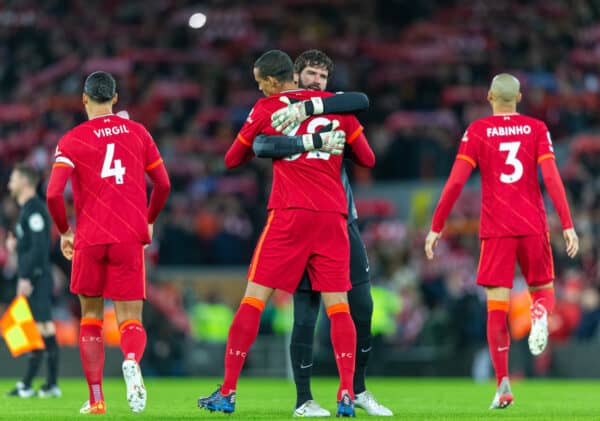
[236,134,252,146]
[537,153,555,164]
[347,126,364,144]
[55,156,75,168]
[456,154,476,168]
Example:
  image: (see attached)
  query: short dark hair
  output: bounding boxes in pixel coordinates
[253,50,294,82]
[84,71,116,103]
[294,49,334,78]
[13,163,39,187]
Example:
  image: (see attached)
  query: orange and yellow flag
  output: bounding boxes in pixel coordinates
[0,296,45,357]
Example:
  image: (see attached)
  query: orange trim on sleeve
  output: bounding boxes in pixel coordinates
[326,303,350,317]
[81,317,103,327]
[346,126,364,144]
[457,154,476,168]
[241,296,266,312]
[237,134,251,146]
[52,163,72,169]
[248,210,275,281]
[487,300,510,313]
[537,153,555,164]
[119,319,142,332]
[145,158,163,171]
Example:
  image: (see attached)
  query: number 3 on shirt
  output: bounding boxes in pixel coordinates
[499,141,523,184]
[101,143,126,184]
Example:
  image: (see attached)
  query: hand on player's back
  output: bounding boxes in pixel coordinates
[271,96,309,135]
[563,228,579,258]
[318,120,345,155]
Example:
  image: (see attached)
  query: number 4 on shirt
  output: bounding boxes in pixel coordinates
[101,143,126,184]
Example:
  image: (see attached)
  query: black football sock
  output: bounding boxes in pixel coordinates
[22,350,44,388]
[348,283,374,395]
[291,291,320,408]
[44,335,59,387]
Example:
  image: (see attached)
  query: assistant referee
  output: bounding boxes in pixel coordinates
[6,163,61,398]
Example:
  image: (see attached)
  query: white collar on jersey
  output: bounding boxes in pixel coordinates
[493,112,520,116]
[90,113,115,120]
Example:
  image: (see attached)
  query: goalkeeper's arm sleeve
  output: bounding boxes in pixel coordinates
[306,92,369,115]
[253,135,310,158]
[430,159,473,233]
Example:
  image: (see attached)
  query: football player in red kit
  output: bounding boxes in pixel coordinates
[46,71,170,414]
[425,73,578,409]
[198,50,374,417]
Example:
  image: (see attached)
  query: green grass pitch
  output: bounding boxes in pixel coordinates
[0,377,599,420]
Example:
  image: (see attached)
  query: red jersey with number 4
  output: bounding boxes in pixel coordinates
[54,114,163,248]
[236,90,364,215]
[457,113,555,238]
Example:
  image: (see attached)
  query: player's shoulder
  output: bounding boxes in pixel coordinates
[514,114,548,130]
[61,119,90,140]
[122,116,151,136]
[465,116,487,133]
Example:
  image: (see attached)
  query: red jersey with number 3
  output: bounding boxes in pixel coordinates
[457,113,555,238]
[236,90,363,215]
[54,114,163,248]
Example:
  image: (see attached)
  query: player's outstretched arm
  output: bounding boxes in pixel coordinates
[272,92,369,134]
[540,158,579,258]
[425,158,473,259]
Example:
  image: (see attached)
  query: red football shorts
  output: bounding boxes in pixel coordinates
[248,209,350,293]
[476,233,554,288]
[71,243,146,300]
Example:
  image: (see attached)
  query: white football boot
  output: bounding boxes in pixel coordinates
[528,301,549,356]
[489,377,513,409]
[122,359,147,413]
[354,390,393,416]
[293,400,331,417]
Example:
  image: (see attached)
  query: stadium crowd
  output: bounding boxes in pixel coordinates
[1,0,599,374]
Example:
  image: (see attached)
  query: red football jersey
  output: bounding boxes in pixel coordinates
[54,114,162,248]
[457,113,555,238]
[236,90,363,215]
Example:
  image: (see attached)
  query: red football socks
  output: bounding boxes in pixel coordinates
[119,319,147,363]
[327,303,356,400]
[487,300,510,386]
[531,288,555,314]
[80,318,105,404]
[221,297,264,395]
